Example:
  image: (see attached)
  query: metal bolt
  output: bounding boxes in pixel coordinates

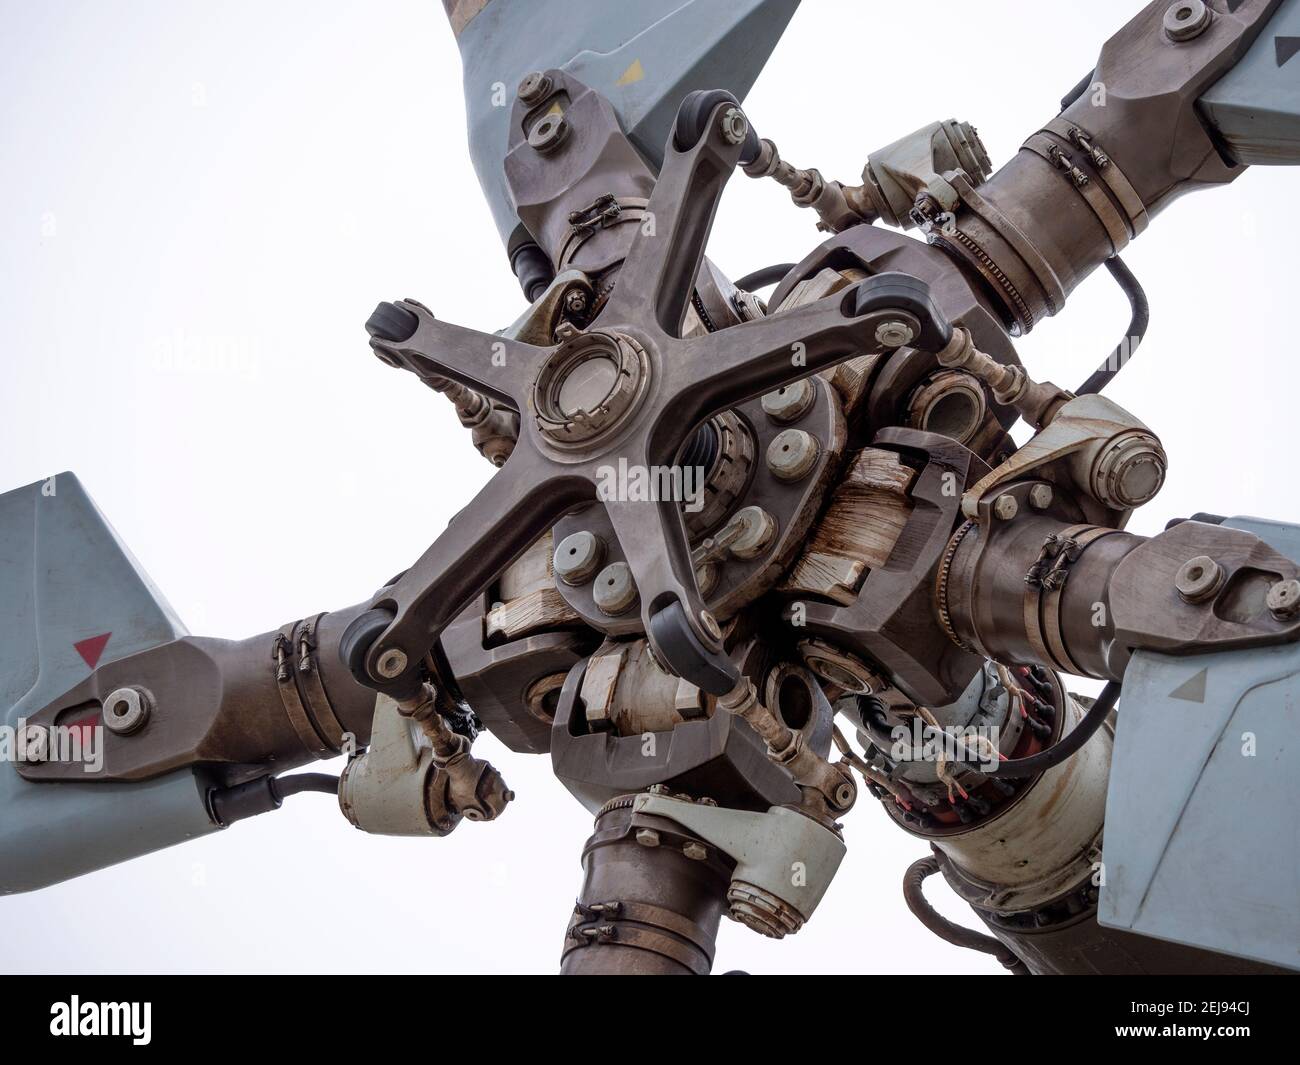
[376,648,409,679]
[1027,484,1054,510]
[834,780,856,808]
[516,71,553,106]
[875,320,916,348]
[1163,1,1211,42]
[720,106,748,146]
[760,379,816,424]
[527,112,569,154]
[766,429,820,482]
[992,494,1019,521]
[563,288,589,318]
[1175,555,1224,603]
[553,530,605,585]
[592,561,638,615]
[699,610,722,642]
[728,505,778,560]
[1266,578,1300,620]
[635,829,661,848]
[102,686,152,736]
[683,841,708,861]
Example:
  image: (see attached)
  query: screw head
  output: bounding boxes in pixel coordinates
[760,379,816,424]
[1028,484,1054,510]
[635,829,661,848]
[553,530,605,586]
[682,841,708,861]
[992,494,1019,521]
[1163,1,1211,42]
[592,561,638,615]
[875,320,916,348]
[719,106,748,146]
[1175,555,1224,603]
[376,648,409,679]
[766,429,820,482]
[1266,578,1300,620]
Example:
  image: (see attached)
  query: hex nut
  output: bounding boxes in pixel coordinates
[766,429,820,482]
[592,561,638,615]
[1164,1,1211,42]
[993,494,1019,521]
[729,505,778,560]
[1266,578,1300,620]
[1175,555,1224,603]
[516,71,553,106]
[376,648,409,679]
[102,686,152,736]
[682,841,708,861]
[553,530,605,585]
[719,106,748,146]
[760,378,816,424]
[875,320,916,348]
[635,828,661,848]
[1028,484,1054,510]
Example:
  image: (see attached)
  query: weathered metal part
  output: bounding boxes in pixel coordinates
[485,531,581,641]
[442,597,593,755]
[781,447,916,605]
[634,792,847,937]
[934,326,1071,431]
[928,0,1281,331]
[561,796,734,974]
[578,640,709,735]
[783,429,990,708]
[550,658,800,815]
[960,392,1165,527]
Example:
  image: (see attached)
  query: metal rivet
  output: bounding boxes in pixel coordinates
[766,429,820,482]
[1175,555,1224,603]
[592,562,638,615]
[553,530,605,585]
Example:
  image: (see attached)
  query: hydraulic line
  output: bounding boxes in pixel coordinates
[1076,256,1148,396]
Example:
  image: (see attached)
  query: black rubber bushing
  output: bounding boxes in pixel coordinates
[365,302,419,343]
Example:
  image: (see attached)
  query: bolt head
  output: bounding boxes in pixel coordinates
[1175,555,1224,603]
[728,505,778,561]
[1266,578,1300,620]
[592,561,638,615]
[102,686,151,736]
[683,841,708,861]
[699,610,722,642]
[760,379,816,424]
[766,429,820,482]
[992,494,1019,521]
[527,112,569,154]
[720,106,748,146]
[1164,1,1211,42]
[1028,484,1054,510]
[553,530,605,586]
[875,320,916,348]
[376,648,409,679]
[635,828,661,848]
[516,71,552,105]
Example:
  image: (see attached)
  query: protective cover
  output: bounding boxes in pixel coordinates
[0,474,217,894]
[1099,516,1300,971]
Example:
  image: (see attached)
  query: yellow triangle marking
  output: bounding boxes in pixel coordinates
[615,59,644,87]
[546,100,563,117]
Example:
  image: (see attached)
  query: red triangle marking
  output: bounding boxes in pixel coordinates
[74,632,112,670]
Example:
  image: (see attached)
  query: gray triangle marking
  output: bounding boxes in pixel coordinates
[1277,37,1300,68]
[1170,667,1208,703]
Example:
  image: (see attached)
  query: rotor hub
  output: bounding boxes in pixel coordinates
[532,330,649,446]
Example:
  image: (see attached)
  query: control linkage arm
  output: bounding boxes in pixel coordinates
[341,94,959,702]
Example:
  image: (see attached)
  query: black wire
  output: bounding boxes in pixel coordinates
[273,772,340,798]
[903,855,1030,974]
[735,262,796,292]
[1076,256,1149,396]
[989,680,1119,778]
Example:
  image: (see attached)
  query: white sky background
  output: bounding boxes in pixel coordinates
[0,0,1295,974]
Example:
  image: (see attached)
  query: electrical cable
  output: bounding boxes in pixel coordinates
[1076,256,1148,396]
[903,855,1030,974]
